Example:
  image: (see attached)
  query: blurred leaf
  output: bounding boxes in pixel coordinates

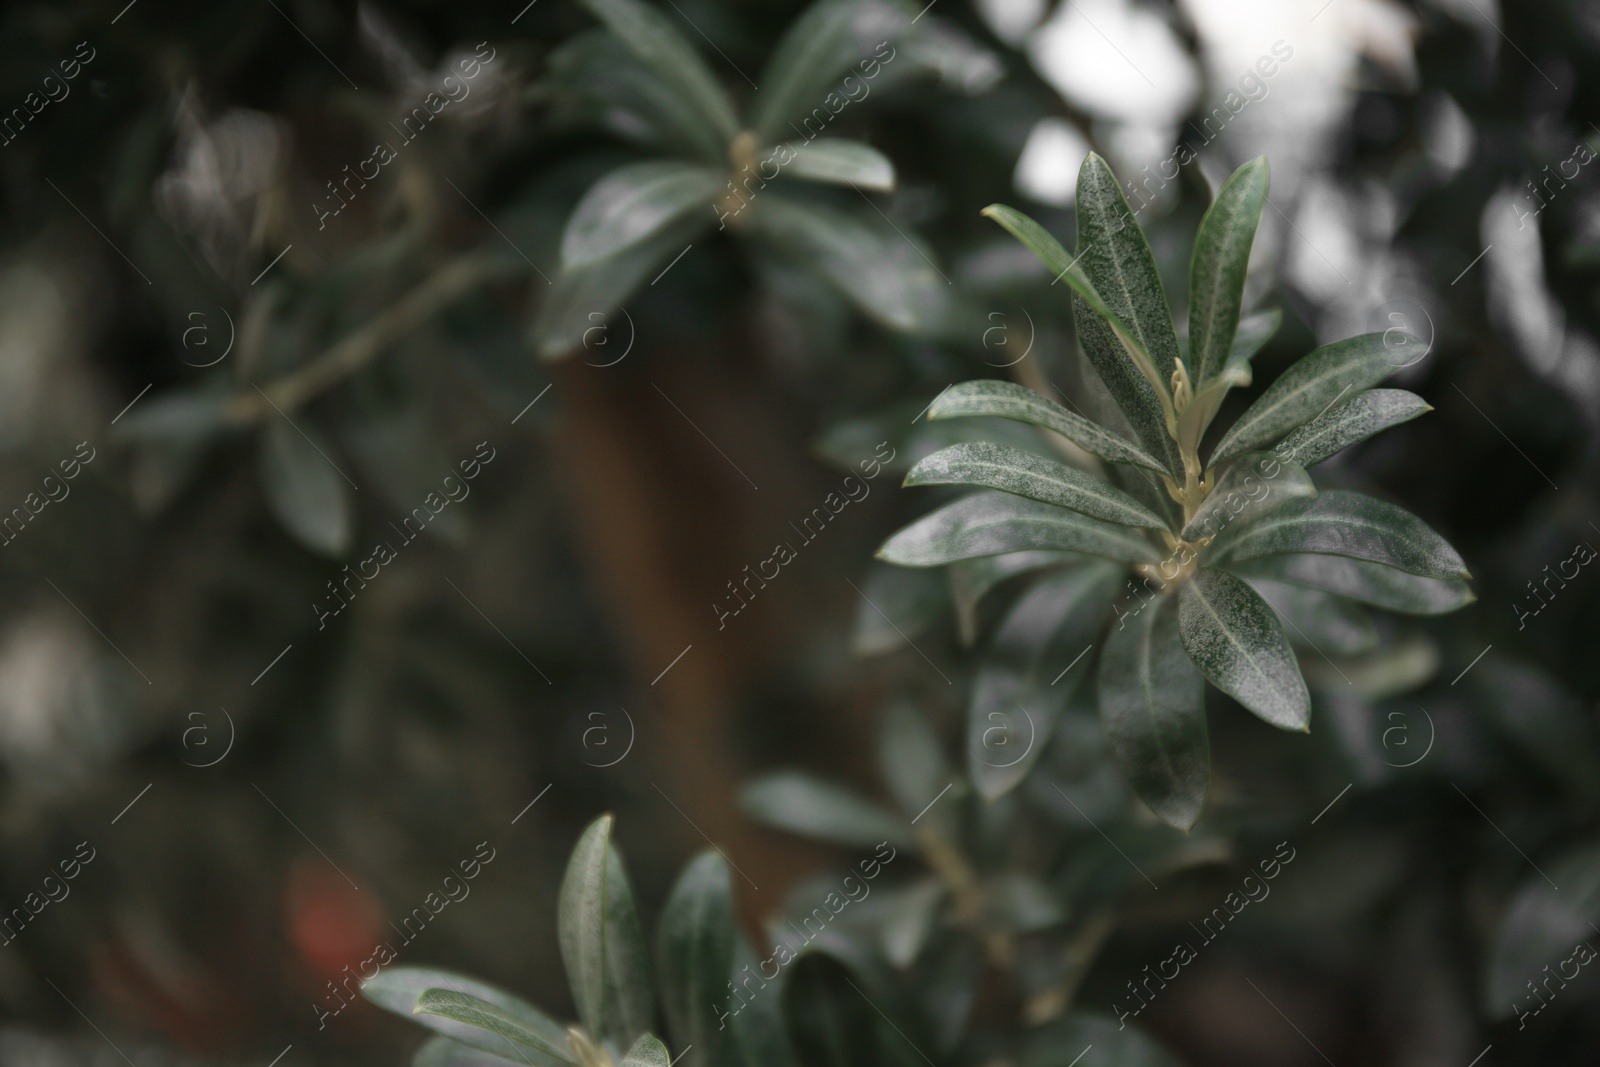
[1188,157,1268,386]
[257,419,353,557]
[1210,334,1396,466]
[740,772,913,850]
[750,0,904,141]
[1022,1011,1183,1067]
[562,161,725,270]
[413,1036,525,1067]
[1181,452,1315,542]
[779,139,895,190]
[878,704,950,822]
[1475,660,1600,797]
[365,968,571,1064]
[852,563,947,657]
[542,30,722,156]
[1244,578,1376,657]
[983,873,1064,932]
[559,815,656,1051]
[1099,592,1208,830]
[110,386,229,443]
[747,192,948,333]
[878,491,1161,567]
[929,379,1167,474]
[907,442,1168,528]
[949,550,1075,646]
[658,852,735,1067]
[881,878,945,967]
[407,988,575,1067]
[1272,388,1432,469]
[730,938,798,1067]
[1209,490,1470,581]
[1223,553,1474,615]
[783,953,877,1067]
[579,0,740,160]
[1178,569,1309,731]
[1484,841,1600,1015]
[620,1034,672,1067]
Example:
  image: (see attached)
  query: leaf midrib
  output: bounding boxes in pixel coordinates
[1191,578,1289,708]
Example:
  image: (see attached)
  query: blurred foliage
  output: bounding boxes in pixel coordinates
[1,0,1599,1065]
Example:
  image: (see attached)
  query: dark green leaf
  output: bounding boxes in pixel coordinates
[1188,158,1268,385]
[729,938,798,1067]
[364,968,573,1065]
[1208,490,1470,580]
[1242,578,1377,656]
[880,879,945,967]
[949,550,1075,646]
[751,1,904,142]
[658,852,735,1067]
[1178,569,1309,731]
[1272,388,1431,469]
[258,419,353,557]
[1099,592,1208,830]
[1223,553,1474,615]
[559,815,656,1051]
[778,139,895,190]
[852,564,946,657]
[739,772,913,850]
[1181,452,1314,542]
[783,953,877,1067]
[1484,841,1600,1015]
[580,0,739,161]
[879,704,950,823]
[907,442,1168,528]
[413,989,576,1067]
[541,31,722,159]
[562,162,725,270]
[1022,1012,1183,1067]
[1209,333,1397,466]
[747,193,947,333]
[878,491,1162,567]
[928,379,1167,473]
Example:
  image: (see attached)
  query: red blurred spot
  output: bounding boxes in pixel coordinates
[285,859,385,979]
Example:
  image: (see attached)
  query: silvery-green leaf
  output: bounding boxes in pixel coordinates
[1272,388,1432,469]
[739,772,914,850]
[562,162,725,270]
[1181,452,1315,542]
[658,853,735,1067]
[881,879,946,967]
[969,563,1123,799]
[879,704,949,823]
[1208,490,1470,580]
[852,563,946,657]
[906,442,1168,529]
[412,989,577,1067]
[928,379,1167,473]
[413,1035,524,1067]
[580,0,739,161]
[559,815,655,1051]
[777,139,895,190]
[949,550,1075,646]
[1223,553,1475,616]
[1242,578,1377,657]
[1209,333,1398,466]
[1188,158,1268,385]
[751,1,905,142]
[747,193,946,333]
[1098,591,1208,830]
[878,491,1162,567]
[1178,569,1309,731]
[364,968,574,1066]
[258,420,353,557]
[620,1034,672,1067]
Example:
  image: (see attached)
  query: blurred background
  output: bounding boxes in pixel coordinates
[1,0,1598,1064]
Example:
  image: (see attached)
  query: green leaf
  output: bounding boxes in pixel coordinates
[658,853,735,1067]
[1222,553,1475,616]
[1178,569,1309,731]
[1242,578,1377,656]
[948,550,1074,646]
[1099,592,1208,830]
[364,968,573,1065]
[879,704,950,823]
[1208,490,1470,580]
[969,563,1123,799]
[413,1035,524,1067]
[541,31,722,159]
[739,772,914,850]
[777,139,895,190]
[621,1034,673,1067]
[1272,388,1432,469]
[851,564,946,657]
[258,420,353,558]
[907,442,1168,529]
[579,0,739,161]
[412,989,577,1067]
[559,815,656,1051]
[534,212,709,360]
[751,1,904,142]
[729,938,798,1067]
[878,491,1162,567]
[980,202,1178,470]
[1181,452,1315,542]
[1227,308,1282,372]
[1483,841,1600,1016]
[1209,333,1397,466]
[747,193,947,333]
[783,953,878,1067]
[928,379,1167,473]
[562,162,725,270]
[1188,158,1268,385]
[1022,1012,1183,1067]
[880,878,945,967]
